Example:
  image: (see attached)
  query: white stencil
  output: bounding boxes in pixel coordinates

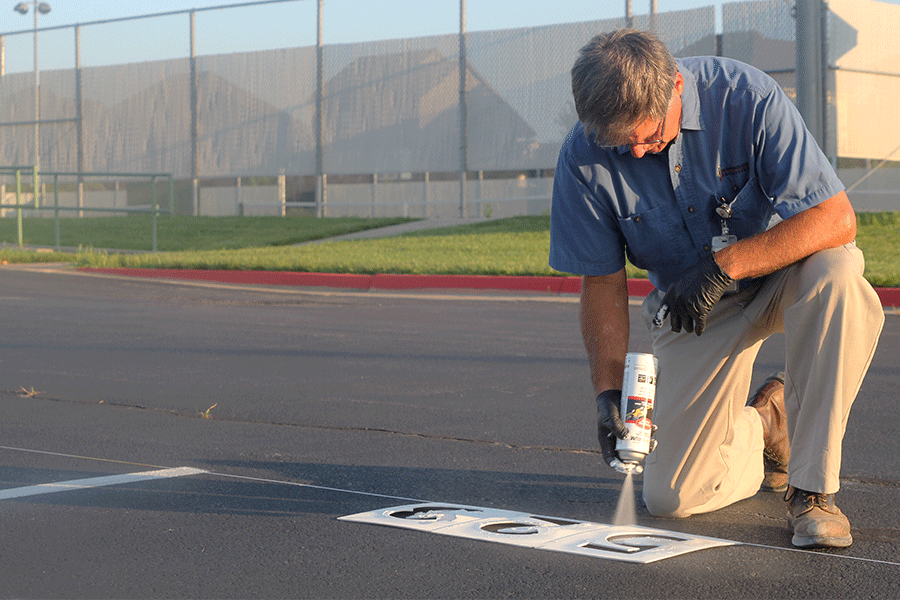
[339,503,736,564]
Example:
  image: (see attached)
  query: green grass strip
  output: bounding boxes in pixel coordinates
[0,213,897,287]
[0,215,414,251]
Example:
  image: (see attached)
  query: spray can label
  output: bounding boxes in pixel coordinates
[616,352,658,463]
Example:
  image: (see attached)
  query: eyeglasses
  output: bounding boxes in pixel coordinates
[627,111,667,148]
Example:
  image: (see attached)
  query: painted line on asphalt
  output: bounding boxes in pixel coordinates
[0,467,207,501]
[209,471,427,504]
[2,445,898,568]
[0,445,425,505]
[738,541,900,567]
[216,471,900,568]
[0,445,167,469]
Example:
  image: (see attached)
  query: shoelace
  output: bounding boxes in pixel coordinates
[763,447,787,467]
[785,488,830,511]
[800,492,829,510]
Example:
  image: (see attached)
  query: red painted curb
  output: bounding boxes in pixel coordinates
[875,287,900,308]
[77,267,900,307]
[78,268,584,294]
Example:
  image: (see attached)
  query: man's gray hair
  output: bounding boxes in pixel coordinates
[572,29,677,146]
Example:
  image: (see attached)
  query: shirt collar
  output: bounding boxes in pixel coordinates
[678,61,703,132]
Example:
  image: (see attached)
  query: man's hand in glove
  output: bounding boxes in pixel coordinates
[597,389,658,474]
[660,254,734,336]
[596,389,628,468]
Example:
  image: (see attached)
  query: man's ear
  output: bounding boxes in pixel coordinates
[674,71,685,96]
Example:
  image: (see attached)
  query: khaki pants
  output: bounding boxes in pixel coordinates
[640,244,884,518]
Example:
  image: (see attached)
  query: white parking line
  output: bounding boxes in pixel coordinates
[0,467,207,500]
[2,445,899,569]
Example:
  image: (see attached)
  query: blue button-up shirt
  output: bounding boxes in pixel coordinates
[549,56,844,292]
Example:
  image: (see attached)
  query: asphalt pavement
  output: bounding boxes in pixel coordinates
[0,261,898,599]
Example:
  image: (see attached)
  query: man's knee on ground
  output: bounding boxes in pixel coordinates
[642,485,694,518]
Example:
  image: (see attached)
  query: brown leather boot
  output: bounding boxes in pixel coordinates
[747,372,789,492]
[785,486,853,548]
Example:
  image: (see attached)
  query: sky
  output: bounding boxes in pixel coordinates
[1,0,898,73]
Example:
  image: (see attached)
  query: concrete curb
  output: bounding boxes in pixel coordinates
[77,267,900,308]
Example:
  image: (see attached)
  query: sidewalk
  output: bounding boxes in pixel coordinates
[292,217,492,245]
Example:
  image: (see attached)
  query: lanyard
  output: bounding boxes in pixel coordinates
[715,196,737,236]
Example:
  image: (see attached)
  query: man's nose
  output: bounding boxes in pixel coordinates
[630,145,647,159]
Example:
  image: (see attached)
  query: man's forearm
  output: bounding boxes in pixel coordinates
[580,269,631,395]
[714,191,856,281]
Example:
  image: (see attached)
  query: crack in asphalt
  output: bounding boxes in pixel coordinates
[2,390,602,456]
[7,390,900,490]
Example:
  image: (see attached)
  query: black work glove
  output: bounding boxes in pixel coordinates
[597,389,660,473]
[596,389,628,468]
[660,254,734,336]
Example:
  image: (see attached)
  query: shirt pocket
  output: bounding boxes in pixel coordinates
[617,205,688,272]
[726,177,775,240]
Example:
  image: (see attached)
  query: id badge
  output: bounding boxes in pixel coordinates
[711,234,737,252]
[711,235,739,292]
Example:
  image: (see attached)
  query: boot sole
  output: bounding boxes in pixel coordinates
[792,533,853,548]
[761,482,788,493]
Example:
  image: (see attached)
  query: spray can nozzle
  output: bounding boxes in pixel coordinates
[610,458,643,475]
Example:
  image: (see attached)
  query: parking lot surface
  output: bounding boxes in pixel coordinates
[1,264,898,599]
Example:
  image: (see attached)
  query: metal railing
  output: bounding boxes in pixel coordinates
[1,167,174,251]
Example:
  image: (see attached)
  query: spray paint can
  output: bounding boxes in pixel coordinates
[616,352,658,464]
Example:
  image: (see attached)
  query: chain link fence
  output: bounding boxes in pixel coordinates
[0,0,896,219]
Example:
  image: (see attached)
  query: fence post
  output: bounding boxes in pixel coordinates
[76,24,84,219]
[477,170,484,218]
[168,174,175,215]
[315,0,326,218]
[371,173,377,218]
[15,168,23,247]
[235,176,242,216]
[278,169,286,216]
[53,173,60,251]
[151,175,158,252]
[32,165,38,209]
[190,10,199,216]
[423,171,429,218]
[458,0,468,219]
[795,0,826,146]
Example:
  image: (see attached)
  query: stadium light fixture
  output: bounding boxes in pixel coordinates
[12,2,51,16]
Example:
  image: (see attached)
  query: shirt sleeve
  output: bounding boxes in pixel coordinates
[548,134,627,277]
[754,82,845,219]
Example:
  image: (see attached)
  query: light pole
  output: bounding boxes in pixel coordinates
[13,1,50,177]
